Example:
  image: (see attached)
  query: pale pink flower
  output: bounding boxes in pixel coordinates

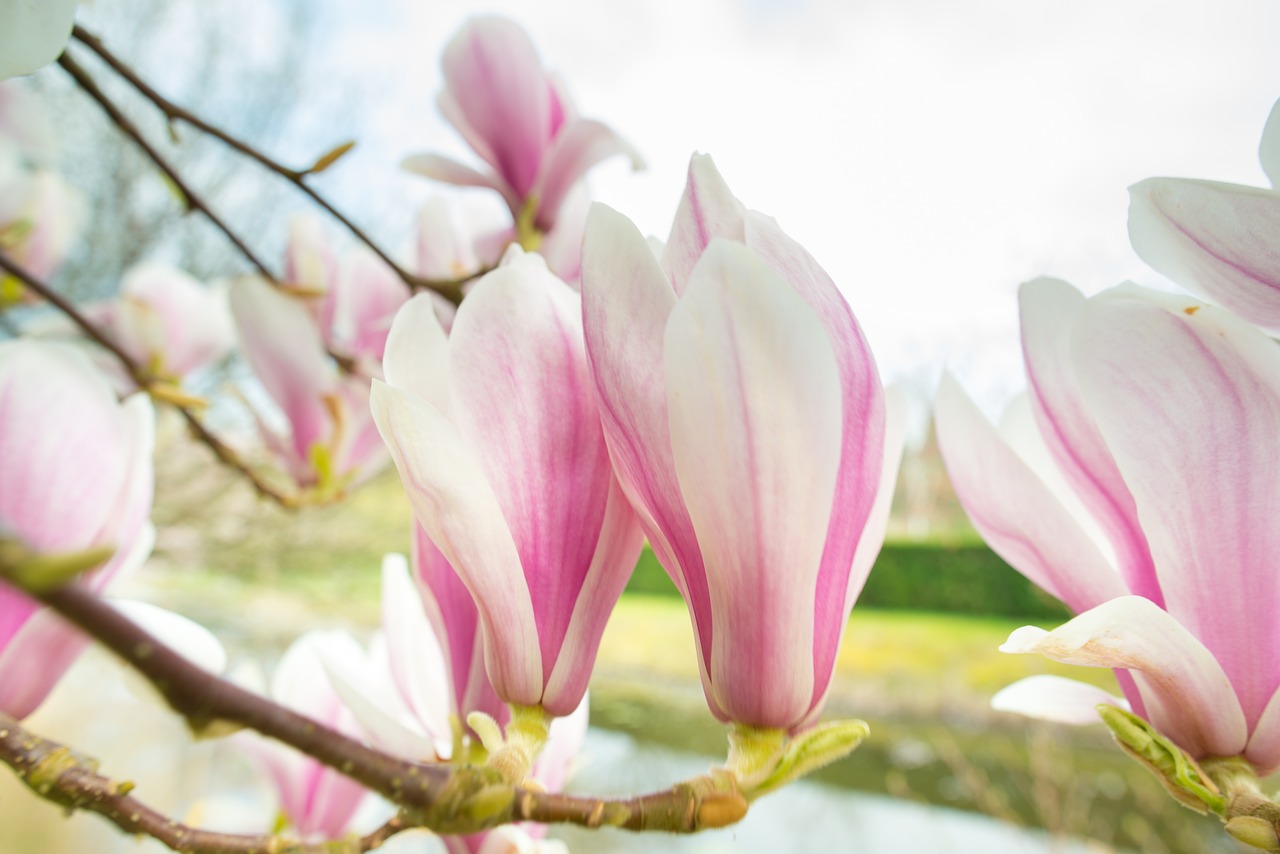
[229,275,385,489]
[1128,96,1280,331]
[403,16,642,234]
[936,279,1280,773]
[370,247,644,716]
[0,152,85,285]
[579,154,906,731]
[239,631,370,841]
[0,340,154,718]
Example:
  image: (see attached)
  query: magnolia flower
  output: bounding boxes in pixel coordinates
[0,340,154,718]
[579,154,906,732]
[238,631,371,841]
[936,279,1280,774]
[403,16,642,236]
[370,247,645,716]
[0,147,85,287]
[229,275,386,489]
[1128,96,1280,332]
[85,262,234,384]
[0,0,77,79]
[322,554,585,854]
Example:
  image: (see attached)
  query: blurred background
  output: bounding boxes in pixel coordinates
[6,0,1279,851]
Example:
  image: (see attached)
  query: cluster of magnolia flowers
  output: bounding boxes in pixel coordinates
[5,7,1280,853]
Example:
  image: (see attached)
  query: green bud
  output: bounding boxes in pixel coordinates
[1095,705,1225,815]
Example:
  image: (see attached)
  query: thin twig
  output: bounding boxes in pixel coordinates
[71,24,475,305]
[0,254,298,507]
[14,581,749,845]
[0,713,406,852]
[57,51,275,279]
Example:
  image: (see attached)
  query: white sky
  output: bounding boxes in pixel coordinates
[84,0,1280,435]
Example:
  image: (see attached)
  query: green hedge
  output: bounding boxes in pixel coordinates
[623,541,1069,620]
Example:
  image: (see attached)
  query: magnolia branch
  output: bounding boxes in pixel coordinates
[8,580,748,847]
[70,25,474,306]
[0,714,406,853]
[0,254,299,508]
[55,52,275,280]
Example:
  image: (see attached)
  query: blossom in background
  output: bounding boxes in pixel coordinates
[0,0,78,79]
[229,275,386,491]
[0,340,154,718]
[936,279,1280,774]
[0,141,85,291]
[580,154,905,732]
[238,631,371,841]
[321,554,585,854]
[84,262,235,385]
[1128,96,1280,332]
[403,16,642,238]
[371,248,645,717]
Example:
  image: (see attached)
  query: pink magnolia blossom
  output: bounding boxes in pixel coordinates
[0,340,154,718]
[403,16,642,234]
[936,279,1280,774]
[0,148,85,285]
[229,275,385,489]
[370,247,645,716]
[238,631,370,841]
[322,554,585,854]
[1128,96,1280,331]
[86,262,234,383]
[579,154,906,731]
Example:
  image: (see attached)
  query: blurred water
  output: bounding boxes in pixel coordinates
[552,729,1112,854]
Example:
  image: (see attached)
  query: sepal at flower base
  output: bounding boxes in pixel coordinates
[1097,704,1224,815]
[725,719,869,801]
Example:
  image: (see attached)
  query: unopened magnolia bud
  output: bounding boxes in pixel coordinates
[1226,815,1280,851]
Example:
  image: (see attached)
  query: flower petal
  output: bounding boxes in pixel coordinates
[380,554,453,741]
[1261,97,1280,190]
[665,238,842,728]
[1128,177,1280,331]
[991,675,1129,725]
[0,605,87,719]
[533,119,643,230]
[660,154,744,295]
[1074,292,1280,727]
[1018,278,1159,603]
[401,152,517,214]
[383,292,453,419]
[1246,685,1280,776]
[370,379,542,705]
[934,373,1126,613]
[1001,596,1247,759]
[0,0,77,79]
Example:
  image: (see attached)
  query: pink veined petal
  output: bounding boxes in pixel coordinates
[0,606,88,719]
[416,196,481,282]
[1246,686,1280,776]
[0,341,134,553]
[798,385,907,732]
[660,154,745,296]
[541,474,645,715]
[580,204,713,668]
[441,16,553,199]
[118,263,234,378]
[538,182,590,286]
[991,675,1129,725]
[299,707,371,839]
[1128,177,1280,331]
[383,292,454,420]
[1000,596,1248,760]
[402,152,519,216]
[332,247,407,363]
[532,119,644,231]
[370,380,542,705]
[743,210,886,707]
[380,554,453,738]
[447,251,615,702]
[1018,278,1159,604]
[665,239,843,728]
[1261,97,1280,190]
[412,523,505,725]
[1074,293,1280,728]
[229,276,336,461]
[934,374,1127,613]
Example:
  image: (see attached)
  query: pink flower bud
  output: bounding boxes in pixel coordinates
[580,154,905,731]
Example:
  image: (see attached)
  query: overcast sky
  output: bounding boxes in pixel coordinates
[78,0,1280,434]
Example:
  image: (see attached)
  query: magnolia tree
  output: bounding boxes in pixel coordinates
[2,6,1279,853]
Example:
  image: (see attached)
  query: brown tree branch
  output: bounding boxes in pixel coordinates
[70,25,478,306]
[0,712,407,852]
[9,580,748,846]
[0,253,299,508]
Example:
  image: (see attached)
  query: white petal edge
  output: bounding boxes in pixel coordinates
[991,674,1129,725]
